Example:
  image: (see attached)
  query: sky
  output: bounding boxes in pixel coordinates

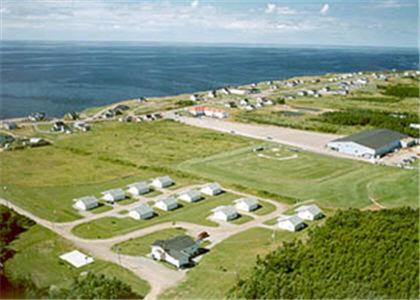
[0,0,418,47]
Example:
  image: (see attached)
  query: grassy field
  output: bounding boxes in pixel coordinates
[72,193,240,239]
[4,225,150,297]
[0,120,253,222]
[112,227,187,256]
[179,145,418,209]
[161,227,305,299]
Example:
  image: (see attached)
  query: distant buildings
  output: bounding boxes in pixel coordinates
[327,128,409,158]
[188,106,228,119]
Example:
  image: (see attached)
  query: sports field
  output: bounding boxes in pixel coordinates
[179,145,418,209]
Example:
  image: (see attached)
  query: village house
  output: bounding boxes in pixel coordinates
[234,197,259,212]
[207,90,217,98]
[190,94,200,101]
[151,235,199,268]
[101,188,126,203]
[154,196,179,211]
[2,122,18,130]
[127,181,150,196]
[178,189,202,203]
[327,128,409,158]
[295,204,324,221]
[188,106,206,117]
[129,204,154,220]
[152,176,174,188]
[73,196,99,211]
[277,215,305,232]
[74,121,90,131]
[204,108,228,119]
[211,205,238,221]
[28,112,46,122]
[52,121,72,133]
[201,182,223,196]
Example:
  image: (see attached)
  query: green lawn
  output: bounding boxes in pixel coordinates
[179,145,419,209]
[112,228,187,256]
[253,201,277,216]
[72,193,239,239]
[90,203,113,214]
[160,227,305,299]
[4,225,150,297]
[0,120,252,222]
[231,214,254,225]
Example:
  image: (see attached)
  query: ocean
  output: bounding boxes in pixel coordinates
[0,41,418,119]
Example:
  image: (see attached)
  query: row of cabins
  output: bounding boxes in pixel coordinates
[236,97,274,111]
[73,176,175,211]
[277,204,324,232]
[51,121,90,134]
[188,106,228,119]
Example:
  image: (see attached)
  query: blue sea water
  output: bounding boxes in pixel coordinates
[0,41,418,119]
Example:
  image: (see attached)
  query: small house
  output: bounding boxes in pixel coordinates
[211,205,238,221]
[28,112,46,122]
[208,90,217,98]
[129,204,154,220]
[73,196,99,211]
[127,181,150,196]
[234,197,259,212]
[101,188,125,203]
[151,235,199,268]
[295,204,324,221]
[201,183,223,196]
[74,121,90,132]
[277,215,305,232]
[178,189,202,203]
[155,196,178,211]
[2,122,18,130]
[152,176,174,188]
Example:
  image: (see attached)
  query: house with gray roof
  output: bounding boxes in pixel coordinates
[277,215,305,232]
[295,204,324,221]
[151,235,199,268]
[129,204,154,220]
[127,181,150,196]
[154,196,178,211]
[327,128,408,158]
[234,197,259,212]
[73,196,99,211]
[178,189,202,203]
[201,183,223,196]
[152,176,174,188]
[211,205,238,221]
[101,188,126,203]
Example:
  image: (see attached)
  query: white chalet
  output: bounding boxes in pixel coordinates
[101,188,125,203]
[73,196,99,211]
[295,204,324,221]
[212,205,238,221]
[178,189,202,203]
[155,196,178,211]
[277,215,305,232]
[152,176,174,188]
[129,204,154,220]
[234,197,259,212]
[201,183,223,196]
[127,181,150,196]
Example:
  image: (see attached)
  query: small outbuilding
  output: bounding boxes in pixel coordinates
[60,250,94,268]
[201,183,223,196]
[129,204,154,220]
[178,189,202,203]
[277,215,305,232]
[152,176,174,188]
[2,122,18,130]
[73,196,99,211]
[234,197,259,212]
[155,196,179,211]
[127,181,150,196]
[211,205,238,221]
[295,204,324,221]
[101,188,126,203]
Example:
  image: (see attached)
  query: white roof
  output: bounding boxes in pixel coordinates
[73,195,97,204]
[295,204,322,215]
[131,204,153,215]
[154,176,173,184]
[59,250,94,268]
[156,196,177,206]
[180,189,201,198]
[102,188,125,197]
[234,197,258,207]
[212,205,237,216]
[127,181,149,190]
[204,182,222,191]
[277,215,303,226]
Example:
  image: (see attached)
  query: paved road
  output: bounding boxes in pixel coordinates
[0,187,289,300]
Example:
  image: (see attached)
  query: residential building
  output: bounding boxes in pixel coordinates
[201,183,223,196]
[152,176,174,188]
[73,196,99,211]
[211,205,238,221]
[129,204,154,220]
[101,188,125,203]
[295,204,324,221]
[234,197,259,212]
[277,215,305,232]
[178,189,202,203]
[155,196,178,211]
[151,235,199,268]
[127,181,150,196]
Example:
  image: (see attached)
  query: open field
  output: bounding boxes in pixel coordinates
[4,225,150,297]
[72,193,239,239]
[0,120,253,222]
[161,227,305,299]
[112,227,187,256]
[179,145,418,209]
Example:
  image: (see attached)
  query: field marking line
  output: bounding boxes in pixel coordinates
[257,153,298,161]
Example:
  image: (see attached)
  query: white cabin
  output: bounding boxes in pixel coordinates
[211,205,238,221]
[127,181,150,196]
[154,196,179,211]
[201,183,223,196]
[234,197,259,212]
[101,188,125,203]
[277,215,305,232]
[178,189,202,203]
[295,204,324,221]
[129,204,154,220]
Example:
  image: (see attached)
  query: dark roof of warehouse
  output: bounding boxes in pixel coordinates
[332,128,408,150]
